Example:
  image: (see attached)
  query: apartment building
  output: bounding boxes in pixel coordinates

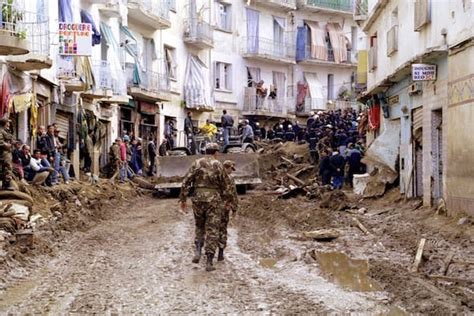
[0,0,363,179]
[357,0,474,215]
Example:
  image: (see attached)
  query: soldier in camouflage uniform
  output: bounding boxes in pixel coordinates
[217,160,239,262]
[0,118,14,191]
[108,138,121,178]
[179,143,232,272]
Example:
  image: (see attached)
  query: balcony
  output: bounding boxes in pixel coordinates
[299,46,356,68]
[96,0,127,18]
[368,45,377,71]
[387,25,398,57]
[83,60,128,102]
[125,63,171,101]
[242,87,288,118]
[183,18,214,49]
[241,37,295,64]
[298,0,353,15]
[0,0,30,56]
[5,12,52,71]
[354,0,368,21]
[252,0,297,11]
[127,0,171,30]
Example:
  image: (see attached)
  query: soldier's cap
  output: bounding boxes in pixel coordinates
[205,142,219,151]
[223,160,236,171]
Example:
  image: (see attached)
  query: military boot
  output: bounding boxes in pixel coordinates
[205,254,216,272]
[217,247,225,262]
[192,241,202,264]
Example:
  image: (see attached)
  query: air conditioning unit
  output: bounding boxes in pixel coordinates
[408,82,423,95]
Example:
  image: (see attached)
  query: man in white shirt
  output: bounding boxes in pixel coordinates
[27,149,54,185]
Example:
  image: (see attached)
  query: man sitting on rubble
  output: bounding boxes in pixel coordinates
[25,149,54,186]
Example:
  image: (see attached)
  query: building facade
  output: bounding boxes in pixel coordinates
[357,0,474,215]
[0,0,363,177]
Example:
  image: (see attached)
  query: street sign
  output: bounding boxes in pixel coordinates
[59,23,92,56]
[412,63,437,81]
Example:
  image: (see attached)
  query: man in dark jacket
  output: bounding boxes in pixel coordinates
[221,109,234,146]
[147,138,157,176]
[319,150,332,185]
[346,143,362,187]
[329,151,345,190]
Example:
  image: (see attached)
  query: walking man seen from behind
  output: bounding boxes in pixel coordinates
[221,110,234,146]
[179,143,232,272]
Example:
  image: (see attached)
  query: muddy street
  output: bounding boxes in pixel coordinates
[0,197,394,314]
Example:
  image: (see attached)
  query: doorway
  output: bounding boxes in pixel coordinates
[431,110,443,203]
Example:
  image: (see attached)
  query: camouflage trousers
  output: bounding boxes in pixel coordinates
[0,152,13,183]
[192,194,223,256]
[218,209,230,249]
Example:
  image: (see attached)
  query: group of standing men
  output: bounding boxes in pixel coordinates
[179,143,238,272]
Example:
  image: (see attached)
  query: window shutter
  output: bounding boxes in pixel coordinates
[414,0,430,31]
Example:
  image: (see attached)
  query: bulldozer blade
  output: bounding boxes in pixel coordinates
[155,153,261,189]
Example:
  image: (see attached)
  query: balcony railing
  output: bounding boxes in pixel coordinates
[302,46,354,64]
[183,18,214,48]
[354,0,368,16]
[254,0,297,10]
[128,0,170,28]
[92,60,127,95]
[125,63,170,95]
[0,1,50,56]
[242,36,295,61]
[302,0,353,13]
[243,87,287,114]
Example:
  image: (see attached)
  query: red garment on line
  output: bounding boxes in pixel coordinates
[0,74,10,118]
[368,104,381,130]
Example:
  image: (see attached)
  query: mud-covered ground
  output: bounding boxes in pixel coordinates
[1,197,399,314]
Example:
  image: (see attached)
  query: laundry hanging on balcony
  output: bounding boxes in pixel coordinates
[296,26,307,62]
[12,94,33,113]
[246,8,259,54]
[75,57,95,90]
[81,10,101,46]
[184,55,212,110]
[304,72,325,111]
[296,81,309,112]
[100,22,122,89]
[327,23,348,63]
[59,0,73,23]
[306,21,328,61]
[120,25,141,85]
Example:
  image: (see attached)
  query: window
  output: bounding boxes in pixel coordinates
[414,0,430,31]
[351,26,358,52]
[164,46,177,80]
[387,8,398,56]
[143,38,155,70]
[327,74,334,100]
[100,40,108,61]
[168,0,176,12]
[369,33,377,70]
[247,67,260,87]
[216,1,231,31]
[215,62,232,90]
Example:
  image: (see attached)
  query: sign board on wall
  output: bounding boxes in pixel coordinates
[58,23,92,56]
[412,64,437,81]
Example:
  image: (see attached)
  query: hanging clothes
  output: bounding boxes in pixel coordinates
[306,21,328,60]
[120,25,141,85]
[246,9,259,54]
[75,57,95,90]
[12,94,33,113]
[296,81,308,112]
[30,95,38,137]
[247,67,261,87]
[296,26,307,62]
[80,10,101,46]
[100,22,122,90]
[304,73,325,110]
[58,0,73,23]
[0,74,10,119]
[368,104,381,130]
[184,55,211,109]
[327,23,348,63]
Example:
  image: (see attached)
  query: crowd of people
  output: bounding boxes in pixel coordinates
[0,118,72,190]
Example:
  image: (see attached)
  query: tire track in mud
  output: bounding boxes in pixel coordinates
[1,198,388,314]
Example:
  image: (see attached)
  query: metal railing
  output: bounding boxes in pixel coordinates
[303,46,354,63]
[0,0,50,55]
[255,0,297,8]
[242,36,295,60]
[243,87,286,114]
[304,0,353,12]
[354,0,368,16]
[128,0,170,21]
[125,63,170,94]
[92,60,127,95]
[184,18,213,44]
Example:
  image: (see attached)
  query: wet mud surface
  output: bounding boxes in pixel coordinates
[1,198,393,314]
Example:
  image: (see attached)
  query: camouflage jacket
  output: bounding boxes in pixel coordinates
[225,174,239,212]
[179,156,233,203]
[0,128,13,152]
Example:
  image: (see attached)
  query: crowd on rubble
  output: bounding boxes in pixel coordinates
[0,118,73,190]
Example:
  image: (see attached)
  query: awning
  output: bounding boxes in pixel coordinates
[304,72,325,110]
[184,55,212,110]
[273,16,286,29]
[120,25,141,84]
[139,101,157,115]
[327,23,348,63]
[306,21,328,60]
[296,26,308,62]
[357,50,368,85]
[81,10,101,46]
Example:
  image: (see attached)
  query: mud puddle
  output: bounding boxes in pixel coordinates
[316,252,381,292]
[259,258,278,268]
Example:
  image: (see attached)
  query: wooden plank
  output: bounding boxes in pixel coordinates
[281,156,295,166]
[351,216,371,235]
[286,173,306,186]
[442,252,454,275]
[411,238,426,273]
